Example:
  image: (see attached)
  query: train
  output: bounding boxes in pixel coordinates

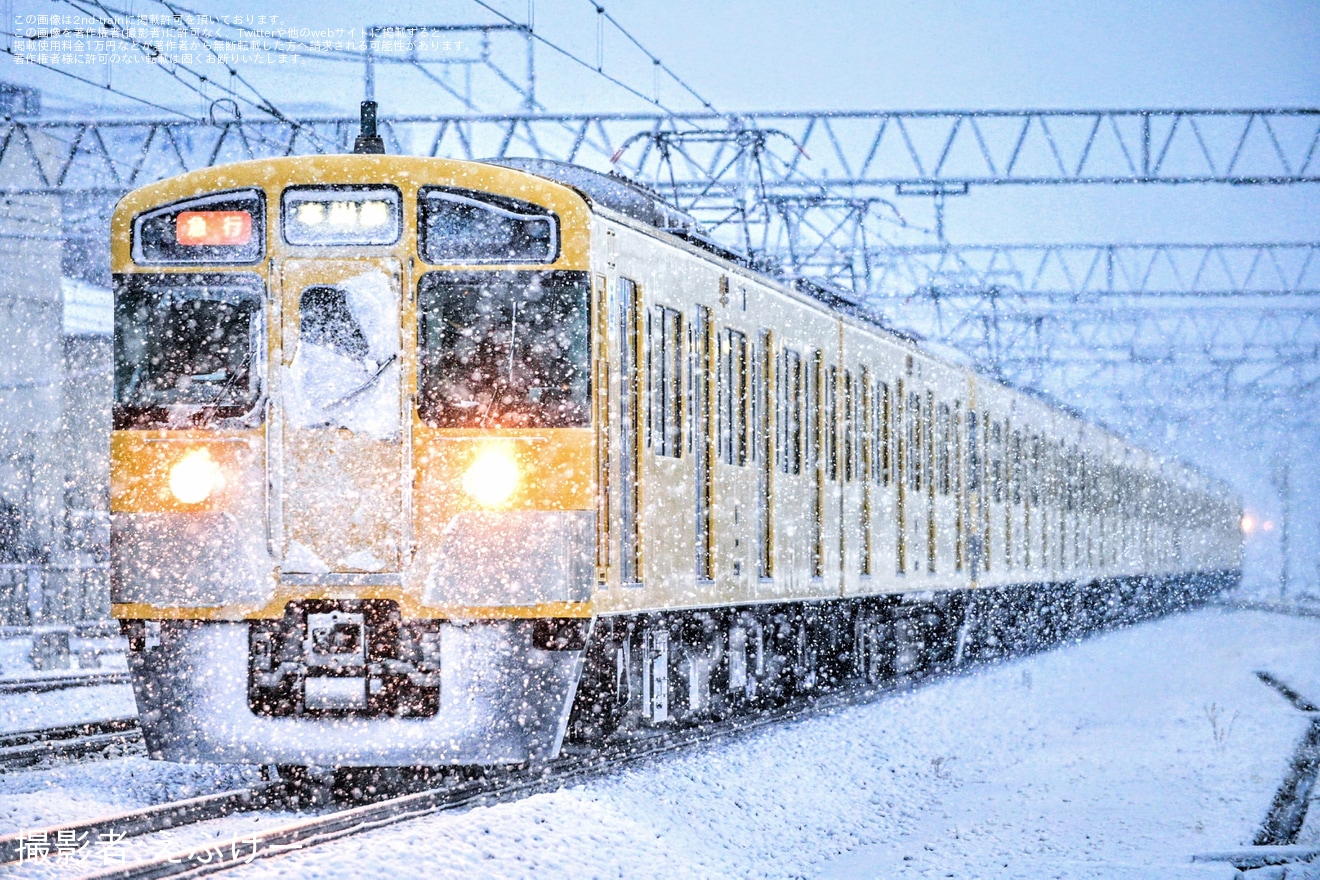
[109,110,1242,770]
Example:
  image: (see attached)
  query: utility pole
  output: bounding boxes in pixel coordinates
[1272,454,1290,600]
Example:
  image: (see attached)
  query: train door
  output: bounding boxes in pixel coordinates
[874,377,898,579]
[756,331,775,587]
[715,325,753,592]
[858,369,874,586]
[593,274,611,582]
[618,277,642,586]
[275,258,407,574]
[965,407,985,578]
[810,352,825,581]
[840,369,862,593]
[895,376,907,575]
[904,386,929,575]
[694,307,714,584]
[924,390,937,575]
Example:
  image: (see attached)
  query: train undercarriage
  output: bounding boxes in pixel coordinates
[568,569,1238,745]
[121,569,1237,772]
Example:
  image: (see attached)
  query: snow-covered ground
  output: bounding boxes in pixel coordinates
[1,607,1316,879]
[0,632,128,682]
[220,606,1311,880]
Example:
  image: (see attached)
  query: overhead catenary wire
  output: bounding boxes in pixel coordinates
[468,0,707,123]
[61,0,335,151]
[148,0,324,135]
[0,35,198,120]
[36,0,717,127]
[582,1,719,114]
[12,0,887,267]
[62,1,240,110]
[22,0,336,152]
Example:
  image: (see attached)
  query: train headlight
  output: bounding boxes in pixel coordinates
[462,444,520,508]
[168,448,225,504]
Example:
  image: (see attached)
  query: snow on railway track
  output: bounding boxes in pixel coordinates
[0,719,141,769]
[2,606,1315,878]
[0,661,957,878]
[0,673,132,695]
[1192,671,1320,877]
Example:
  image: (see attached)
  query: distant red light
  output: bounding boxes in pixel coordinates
[176,211,253,246]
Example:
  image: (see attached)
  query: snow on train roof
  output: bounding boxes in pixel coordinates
[486,158,701,235]
[484,159,1233,502]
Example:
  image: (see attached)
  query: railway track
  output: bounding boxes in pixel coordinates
[0,672,132,694]
[1194,670,1320,877]
[0,718,142,769]
[0,669,933,878]
[1213,598,1320,620]
[0,606,1263,877]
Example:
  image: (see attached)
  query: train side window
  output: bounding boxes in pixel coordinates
[843,370,855,482]
[937,402,952,496]
[758,331,775,580]
[694,307,714,581]
[1011,431,1023,505]
[686,321,696,457]
[860,367,873,576]
[966,409,980,496]
[1002,421,1013,505]
[925,391,936,497]
[1055,444,1066,508]
[878,380,892,485]
[1067,446,1080,512]
[718,328,749,466]
[1030,435,1043,506]
[906,390,922,492]
[808,353,821,472]
[826,366,839,482]
[810,351,824,578]
[860,369,872,483]
[780,348,803,475]
[990,419,1004,503]
[750,336,761,464]
[647,305,683,458]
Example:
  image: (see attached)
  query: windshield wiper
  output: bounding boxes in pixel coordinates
[205,366,245,408]
[325,353,398,410]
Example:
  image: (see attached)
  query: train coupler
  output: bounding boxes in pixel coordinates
[247,600,441,719]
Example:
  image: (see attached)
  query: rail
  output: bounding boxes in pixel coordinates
[0,718,141,769]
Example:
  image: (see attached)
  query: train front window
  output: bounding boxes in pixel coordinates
[418,187,558,265]
[113,274,264,429]
[417,270,589,428]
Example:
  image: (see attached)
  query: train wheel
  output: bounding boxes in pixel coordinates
[277,765,336,807]
[853,611,884,685]
[792,615,819,695]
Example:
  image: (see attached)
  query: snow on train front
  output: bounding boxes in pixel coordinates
[110,154,597,766]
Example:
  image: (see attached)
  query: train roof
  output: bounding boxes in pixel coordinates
[487,159,705,241]
[485,160,1232,493]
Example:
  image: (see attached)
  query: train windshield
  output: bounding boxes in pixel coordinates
[418,187,558,265]
[113,274,265,429]
[417,270,589,428]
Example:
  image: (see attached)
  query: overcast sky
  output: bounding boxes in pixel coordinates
[8,0,1317,244]
[9,2,1317,113]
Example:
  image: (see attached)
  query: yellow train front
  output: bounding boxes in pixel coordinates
[111,155,596,765]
